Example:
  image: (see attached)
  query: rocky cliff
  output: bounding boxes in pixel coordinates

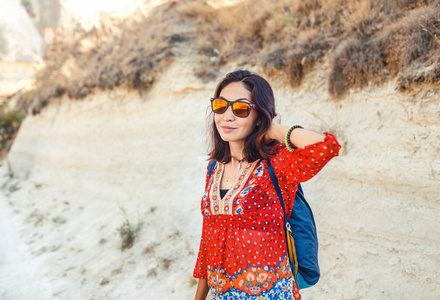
[1,55,439,299]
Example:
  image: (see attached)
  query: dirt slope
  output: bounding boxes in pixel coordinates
[1,55,439,299]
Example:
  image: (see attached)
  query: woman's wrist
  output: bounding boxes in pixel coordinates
[285,125,304,151]
[289,128,327,148]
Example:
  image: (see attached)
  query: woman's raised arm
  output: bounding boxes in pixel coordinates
[266,115,326,148]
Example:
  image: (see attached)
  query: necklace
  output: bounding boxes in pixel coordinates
[232,156,244,171]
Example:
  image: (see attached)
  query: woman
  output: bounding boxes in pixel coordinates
[194,70,340,300]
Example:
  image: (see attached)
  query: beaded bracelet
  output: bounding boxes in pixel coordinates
[285,125,304,152]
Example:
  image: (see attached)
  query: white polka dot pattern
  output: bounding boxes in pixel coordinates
[194,133,340,299]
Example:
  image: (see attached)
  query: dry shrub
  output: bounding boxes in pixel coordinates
[292,0,321,16]
[179,0,439,95]
[329,39,386,97]
[0,109,26,159]
[16,0,440,116]
[179,0,333,83]
[329,1,440,96]
[6,0,438,159]
[261,28,330,86]
[398,62,440,90]
[285,33,330,86]
[340,0,382,38]
[193,56,219,83]
[177,0,273,65]
[160,257,173,270]
[381,7,440,75]
[260,44,287,76]
[117,219,138,251]
[25,2,182,115]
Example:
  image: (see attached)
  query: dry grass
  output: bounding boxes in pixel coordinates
[24,2,183,115]
[383,7,440,88]
[329,39,386,96]
[117,219,139,250]
[330,4,440,96]
[180,0,439,95]
[14,0,440,115]
[3,0,437,159]
[0,109,26,159]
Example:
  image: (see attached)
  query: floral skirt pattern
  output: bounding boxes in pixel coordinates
[207,256,301,300]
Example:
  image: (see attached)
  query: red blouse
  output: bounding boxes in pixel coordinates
[194,133,340,300]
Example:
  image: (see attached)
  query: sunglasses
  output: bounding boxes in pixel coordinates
[210,98,258,118]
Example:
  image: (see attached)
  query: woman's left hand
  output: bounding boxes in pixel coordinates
[265,114,283,142]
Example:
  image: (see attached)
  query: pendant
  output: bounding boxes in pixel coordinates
[238,162,242,171]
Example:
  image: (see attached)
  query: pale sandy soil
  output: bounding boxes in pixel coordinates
[0,57,439,299]
[0,180,56,300]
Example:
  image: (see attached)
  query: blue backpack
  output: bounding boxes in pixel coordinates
[208,159,320,289]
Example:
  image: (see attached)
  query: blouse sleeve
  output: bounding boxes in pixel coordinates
[193,216,208,279]
[269,132,341,184]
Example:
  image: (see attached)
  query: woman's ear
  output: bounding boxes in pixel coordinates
[256,119,262,126]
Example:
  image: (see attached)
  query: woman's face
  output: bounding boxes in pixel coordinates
[215,81,259,146]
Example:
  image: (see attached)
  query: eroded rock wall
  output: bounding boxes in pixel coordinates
[4,59,440,299]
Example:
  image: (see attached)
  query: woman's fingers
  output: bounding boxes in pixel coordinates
[273,114,281,124]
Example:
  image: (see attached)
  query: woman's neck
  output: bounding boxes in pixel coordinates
[228,141,246,170]
[229,141,244,160]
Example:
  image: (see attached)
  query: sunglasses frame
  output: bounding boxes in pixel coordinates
[210,97,258,118]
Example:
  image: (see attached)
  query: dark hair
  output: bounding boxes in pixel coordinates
[208,70,279,163]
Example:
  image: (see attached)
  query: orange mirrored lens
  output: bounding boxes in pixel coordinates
[232,102,251,117]
[212,99,228,113]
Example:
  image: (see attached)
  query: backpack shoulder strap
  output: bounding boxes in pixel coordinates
[267,159,300,280]
[266,159,304,217]
[266,159,287,218]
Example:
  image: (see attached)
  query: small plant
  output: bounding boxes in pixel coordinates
[160,257,173,270]
[1,177,21,195]
[8,182,21,194]
[147,268,157,277]
[99,277,109,285]
[0,109,27,159]
[20,0,32,9]
[52,216,67,224]
[27,210,45,226]
[142,243,158,255]
[117,219,137,250]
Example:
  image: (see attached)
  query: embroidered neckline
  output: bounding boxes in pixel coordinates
[210,159,260,215]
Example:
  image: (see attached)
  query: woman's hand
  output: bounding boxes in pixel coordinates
[265,114,283,142]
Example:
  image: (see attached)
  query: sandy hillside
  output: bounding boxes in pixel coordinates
[1,54,439,300]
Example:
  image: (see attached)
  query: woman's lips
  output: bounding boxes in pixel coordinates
[221,126,236,133]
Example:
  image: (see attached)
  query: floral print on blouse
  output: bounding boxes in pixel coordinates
[194,133,340,300]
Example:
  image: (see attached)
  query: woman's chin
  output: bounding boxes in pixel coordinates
[219,133,239,143]
[219,132,232,142]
